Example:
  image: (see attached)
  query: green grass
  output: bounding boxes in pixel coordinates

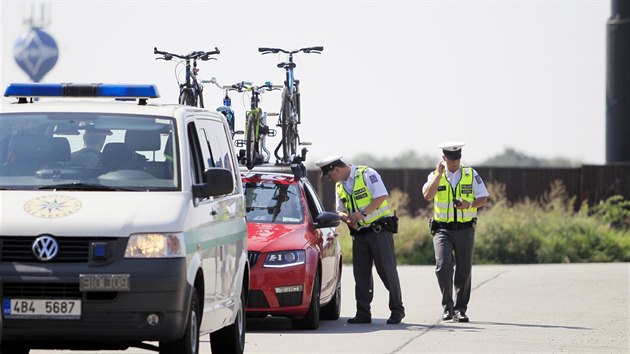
[338,182,630,264]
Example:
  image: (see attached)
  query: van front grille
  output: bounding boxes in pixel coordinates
[0,237,100,262]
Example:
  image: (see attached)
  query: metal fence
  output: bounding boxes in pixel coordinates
[307,164,630,216]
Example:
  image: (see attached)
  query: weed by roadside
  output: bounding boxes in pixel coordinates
[338,183,630,264]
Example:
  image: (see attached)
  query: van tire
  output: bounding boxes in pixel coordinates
[1,341,30,354]
[210,284,246,354]
[159,287,200,354]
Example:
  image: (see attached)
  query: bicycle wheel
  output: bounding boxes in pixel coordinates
[196,84,205,108]
[282,95,299,161]
[279,91,296,163]
[245,111,258,169]
[179,89,196,107]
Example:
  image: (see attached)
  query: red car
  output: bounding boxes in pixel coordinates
[242,167,342,329]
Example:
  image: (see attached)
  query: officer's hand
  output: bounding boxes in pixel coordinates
[454,199,470,209]
[340,213,359,229]
[436,160,445,174]
[348,211,364,224]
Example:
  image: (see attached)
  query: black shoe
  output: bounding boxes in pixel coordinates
[442,309,453,321]
[453,310,469,323]
[387,312,405,324]
[347,315,371,324]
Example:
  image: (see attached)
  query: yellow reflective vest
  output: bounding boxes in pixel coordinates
[433,165,477,223]
[336,166,391,228]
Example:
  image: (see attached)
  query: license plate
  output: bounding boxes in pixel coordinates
[79,274,130,291]
[3,298,81,319]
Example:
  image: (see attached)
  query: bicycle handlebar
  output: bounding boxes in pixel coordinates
[203,78,282,93]
[258,46,324,55]
[154,47,221,61]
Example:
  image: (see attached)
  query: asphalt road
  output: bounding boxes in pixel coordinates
[27,263,629,354]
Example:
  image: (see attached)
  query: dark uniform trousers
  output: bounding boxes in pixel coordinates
[433,227,475,313]
[352,228,404,318]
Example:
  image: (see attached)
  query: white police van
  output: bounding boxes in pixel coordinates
[0,83,249,354]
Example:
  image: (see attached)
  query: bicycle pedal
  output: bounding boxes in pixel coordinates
[235,130,244,135]
[235,140,246,148]
[267,112,279,116]
[268,129,277,137]
[300,142,312,146]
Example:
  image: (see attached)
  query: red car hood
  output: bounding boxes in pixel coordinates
[247,222,310,253]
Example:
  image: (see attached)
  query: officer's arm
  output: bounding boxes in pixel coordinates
[470,196,488,209]
[349,195,387,224]
[422,171,442,201]
[362,195,388,216]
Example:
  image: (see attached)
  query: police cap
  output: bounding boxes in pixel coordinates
[438,141,465,160]
[314,155,344,176]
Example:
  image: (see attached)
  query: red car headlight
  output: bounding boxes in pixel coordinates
[263,250,306,268]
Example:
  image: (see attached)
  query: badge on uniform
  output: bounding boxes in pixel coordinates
[475,175,484,185]
[369,175,378,183]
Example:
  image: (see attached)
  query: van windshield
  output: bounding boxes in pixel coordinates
[0,113,179,191]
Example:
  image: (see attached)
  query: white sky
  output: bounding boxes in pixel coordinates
[1,0,610,166]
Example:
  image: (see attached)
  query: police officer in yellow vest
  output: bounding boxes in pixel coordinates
[422,142,489,323]
[315,156,405,325]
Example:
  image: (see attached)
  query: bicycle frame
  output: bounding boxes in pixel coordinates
[258,46,322,164]
[205,77,237,136]
[242,83,280,169]
[207,78,280,169]
[154,46,220,108]
[179,57,201,107]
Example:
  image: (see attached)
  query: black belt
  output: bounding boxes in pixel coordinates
[350,227,377,236]
[350,218,390,236]
[435,221,474,230]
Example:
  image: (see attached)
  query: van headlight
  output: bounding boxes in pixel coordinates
[263,250,305,268]
[124,233,186,258]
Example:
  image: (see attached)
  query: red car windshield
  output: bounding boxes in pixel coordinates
[243,181,304,224]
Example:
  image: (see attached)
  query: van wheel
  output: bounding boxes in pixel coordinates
[160,287,200,354]
[320,264,341,320]
[1,341,30,354]
[210,284,246,354]
[292,269,320,330]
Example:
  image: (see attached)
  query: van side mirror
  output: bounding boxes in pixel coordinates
[192,168,234,198]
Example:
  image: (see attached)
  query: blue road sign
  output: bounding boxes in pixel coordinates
[14,27,59,82]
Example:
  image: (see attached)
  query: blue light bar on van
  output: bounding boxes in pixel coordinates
[4,83,160,98]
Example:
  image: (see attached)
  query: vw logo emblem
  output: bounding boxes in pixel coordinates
[32,235,59,261]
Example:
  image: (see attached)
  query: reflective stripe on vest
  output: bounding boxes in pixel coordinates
[336,165,391,227]
[433,165,477,222]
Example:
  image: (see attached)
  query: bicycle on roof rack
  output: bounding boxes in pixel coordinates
[258,46,323,165]
[203,77,236,137]
[208,78,281,170]
[154,46,220,108]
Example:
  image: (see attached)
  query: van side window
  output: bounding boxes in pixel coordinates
[197,120,234,173]
[187,122,204,184]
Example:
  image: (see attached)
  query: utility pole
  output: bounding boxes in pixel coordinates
[606,0,630,163]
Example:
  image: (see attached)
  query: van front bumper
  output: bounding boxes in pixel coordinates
[1,257,191,345]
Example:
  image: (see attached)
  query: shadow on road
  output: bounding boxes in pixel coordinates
[247,316,455,334]
[472,321,591,330]
[247,316,592,335]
